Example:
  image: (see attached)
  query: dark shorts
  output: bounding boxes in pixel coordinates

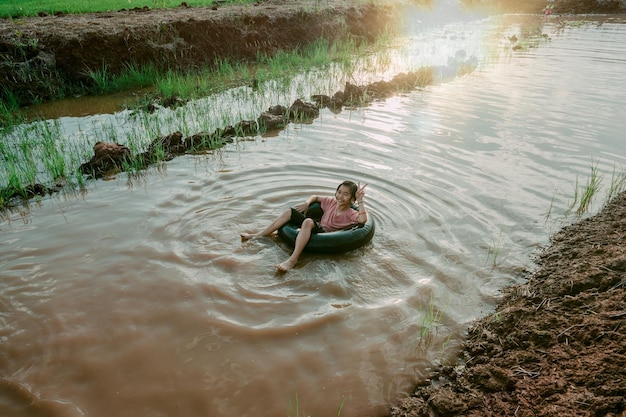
[290,208,325,234]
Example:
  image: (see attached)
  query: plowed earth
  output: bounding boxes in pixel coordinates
[391,192,626,417]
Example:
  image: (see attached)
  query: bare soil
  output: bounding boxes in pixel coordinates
[391,191,626,417]
[1,1,625,416]
[0,0,405,107]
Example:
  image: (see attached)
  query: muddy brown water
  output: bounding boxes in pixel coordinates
[1,12,626,417]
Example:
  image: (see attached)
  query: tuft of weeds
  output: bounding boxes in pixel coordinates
[287,391,345,417]
[486,226,505,267]
[604,163,626,207]
[566,160,603,217]
[416,294,443,355]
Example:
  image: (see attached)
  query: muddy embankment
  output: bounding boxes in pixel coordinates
[391,190,626,417]
[0,0,411,109]
[1,0,624,110]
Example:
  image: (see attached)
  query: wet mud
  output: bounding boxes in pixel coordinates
[391,191,626,417]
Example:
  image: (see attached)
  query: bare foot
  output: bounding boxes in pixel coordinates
[240,232,258,242]
[275,259,297,272]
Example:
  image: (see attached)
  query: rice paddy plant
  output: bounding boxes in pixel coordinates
[577,160,601,215]
[1,161,28,201]
[306,38,332,68]
[41,136,67,182]
[562,160,626,221]
[486,226,504,267]
[544,187,559,223]
[116,63,159,90]
[416,294,443,355]
[38,119,69,181]
[566,160,602,217]
[287,391,345,417]
[565,175,580,216]
[604,163,626,206]
[86,63,111,94]
[0,89,24,129]
[215,57,236,79]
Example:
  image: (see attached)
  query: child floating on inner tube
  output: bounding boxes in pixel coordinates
[240,180,368,272]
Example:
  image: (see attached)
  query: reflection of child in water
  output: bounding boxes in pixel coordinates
[241,181,368,272]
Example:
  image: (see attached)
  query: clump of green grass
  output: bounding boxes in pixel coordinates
[566,160,602,217]
[287,391,345,417]
[0,89,24,128]
[0,0,255,19]
[485,226,505,267]
[556,160,626,223]
[416,294,443,355]
[86,63,161,95]
[604,163,626,206]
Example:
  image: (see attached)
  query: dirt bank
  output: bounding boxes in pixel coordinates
[391,192,626,416]
[0,0,406,108]
[2,0,624,109]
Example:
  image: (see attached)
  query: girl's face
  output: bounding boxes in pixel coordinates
[335,185,355,207]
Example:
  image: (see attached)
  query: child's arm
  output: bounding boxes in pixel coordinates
[294,195,321,213]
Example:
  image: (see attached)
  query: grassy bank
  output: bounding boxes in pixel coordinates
[1,30,429,209]
[1,0,399,125]
[0,0,249,18]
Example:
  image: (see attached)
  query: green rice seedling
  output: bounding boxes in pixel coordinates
[439,333,453,356]
[86,63,111,94]
[416,294,443,355]
[42,139,67,182]
[0,89,24,129]
[306,38,332,68]
[544,187,559,223]
[286,391,345,417]
[565,175,580,216]
[215,57,236,79]
[604,163,626,206]
[287,391,300,417]
[1,162,26,200]
[113,63,159,91]
[485,226,504,267]
[39,119,68,181]
[576,160,601,216]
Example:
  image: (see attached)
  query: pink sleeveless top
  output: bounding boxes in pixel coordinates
[319,196,359,232]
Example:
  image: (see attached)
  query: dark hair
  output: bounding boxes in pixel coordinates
[337,180,357,202]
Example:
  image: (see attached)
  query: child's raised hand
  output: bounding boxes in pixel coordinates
[356,182,368,202]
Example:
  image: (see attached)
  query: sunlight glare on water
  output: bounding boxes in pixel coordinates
[1,11,626,417]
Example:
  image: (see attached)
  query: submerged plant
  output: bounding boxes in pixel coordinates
[577,160,601,216]
[486,225,505,267]
[287,391,345,417]
[604,163,626,206]
[566,160,603,217]
[416,294,443,355]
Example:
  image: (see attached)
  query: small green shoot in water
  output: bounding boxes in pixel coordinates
[416,294,443,355]
[486,226,504,267]
[287,391,346,417]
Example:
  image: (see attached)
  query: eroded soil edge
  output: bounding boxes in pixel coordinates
[392,192,626,416]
